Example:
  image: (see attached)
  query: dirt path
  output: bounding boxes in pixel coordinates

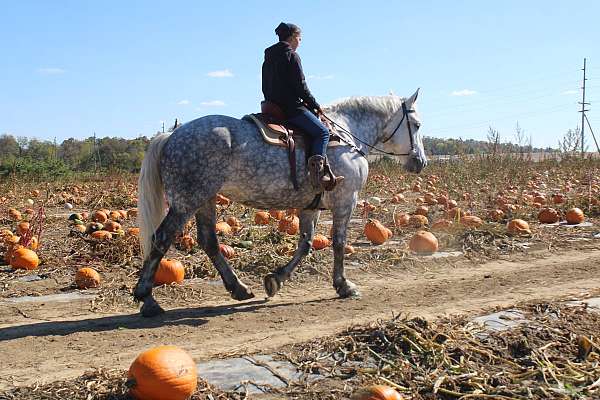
[1,247,600,390]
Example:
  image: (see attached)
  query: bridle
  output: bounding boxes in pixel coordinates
[321,101,418,157]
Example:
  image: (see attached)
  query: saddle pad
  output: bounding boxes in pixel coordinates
[243,114,345,149]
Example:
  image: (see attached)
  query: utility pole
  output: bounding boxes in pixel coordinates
[579,58,589,156]
[93,132,97,171]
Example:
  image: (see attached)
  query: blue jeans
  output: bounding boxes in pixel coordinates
[287,109,329,157]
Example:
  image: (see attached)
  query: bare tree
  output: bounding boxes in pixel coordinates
[486,126,500,155]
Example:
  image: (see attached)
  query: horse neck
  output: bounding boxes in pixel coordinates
[332,108,390,156]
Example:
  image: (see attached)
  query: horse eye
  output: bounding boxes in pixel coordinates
[414,122,421,128]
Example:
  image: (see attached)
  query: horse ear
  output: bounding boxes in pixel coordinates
[407,88,420,104]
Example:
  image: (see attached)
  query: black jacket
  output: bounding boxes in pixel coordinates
[262,41,320,118]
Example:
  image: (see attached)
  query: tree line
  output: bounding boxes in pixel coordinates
[0,131,558,180]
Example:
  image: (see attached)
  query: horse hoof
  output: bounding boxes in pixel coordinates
[133,283,150,302]
[140,297,165,318]
[263,273,282,298]
[335,280,361,299]
[231,283,255,301]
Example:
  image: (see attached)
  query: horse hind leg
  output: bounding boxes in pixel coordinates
[195,201,254,301]
[134,207,190,317]
[263,209,319,297]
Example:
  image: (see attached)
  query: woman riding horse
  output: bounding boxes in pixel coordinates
[262,22,344,191]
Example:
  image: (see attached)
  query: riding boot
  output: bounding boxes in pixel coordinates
[307,155,345,191]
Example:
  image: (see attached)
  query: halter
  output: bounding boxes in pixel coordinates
[322,101,417,157]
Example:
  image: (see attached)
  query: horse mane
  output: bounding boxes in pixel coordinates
[324,95,405,119]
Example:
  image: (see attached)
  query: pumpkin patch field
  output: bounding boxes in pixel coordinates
[1,156,600,399]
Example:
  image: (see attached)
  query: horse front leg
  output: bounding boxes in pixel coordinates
[195,202,254,301]
[263,209,319,297]
[133,208,189,317]
[332,206,360,298]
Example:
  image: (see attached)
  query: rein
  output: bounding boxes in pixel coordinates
[321,102,416,157]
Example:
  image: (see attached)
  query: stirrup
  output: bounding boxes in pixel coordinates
[322,162,344,191]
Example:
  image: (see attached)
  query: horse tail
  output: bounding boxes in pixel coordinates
[138,133,171,260]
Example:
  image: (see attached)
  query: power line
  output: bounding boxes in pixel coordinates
[426,89,579,118]
[426,68,581,101]
[428,103,569,134]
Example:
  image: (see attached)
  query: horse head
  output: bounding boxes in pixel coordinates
[381,89,427,173]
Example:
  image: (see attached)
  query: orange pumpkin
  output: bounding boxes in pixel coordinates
[219,243,236,259]
[431,219,453,231]
[460,215,483,228]
[488,209,505,222]
[8,208,21,221]
[154,259,185,285]
[312,234,331,250]
[409,214,429,228]
[180,235,196,251]
[344,244,356,254]
[215,193,231,206]
[507,219,531,235]
[118,209,128,219]
[254,211,270,225]
[351,385,403,400]
[566,207,585,224]
[127,208,138,218]
[215,221,232,235]
[436,195,449,206]
[92,210,108,223]
[286,208,299,216]
[10,247,39,270]
[75,267,101,289]
[127,227,141,237]
[446,199,458,209]
[127,345,197,400]
[552,193,566,204]
[424,192,438,205]
[72,224,87,233]
[226,216,241,228]
[409,231,439,254]
[28,236,39,250]
[16,221,30,236]
[532,195,546,205]
[538,208,560,224]
[446,207,464,220]
[109,210,122,221]
[391,193,405,203]
[278,215,300,235]
[364,219,390,245]
[103,220,122,233]
[268,209,285,220]
[91,230,112,240]
[414,205,429,216]
[394,212,410,227]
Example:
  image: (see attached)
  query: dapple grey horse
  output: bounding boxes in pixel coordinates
[134,90,426,317]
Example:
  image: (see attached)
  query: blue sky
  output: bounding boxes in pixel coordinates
[1,1,598,149]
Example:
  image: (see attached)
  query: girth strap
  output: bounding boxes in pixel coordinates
[280,132,299,190]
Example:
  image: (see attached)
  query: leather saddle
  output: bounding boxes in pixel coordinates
[243,101,342,190]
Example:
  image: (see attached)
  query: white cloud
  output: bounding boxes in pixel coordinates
[177,100,190,105]
[37,67,65,75]
[198,100,226,107]
[206,69,234,78]
[451,89,477,96]
[562,90,578,95]
[307,74,334,80]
